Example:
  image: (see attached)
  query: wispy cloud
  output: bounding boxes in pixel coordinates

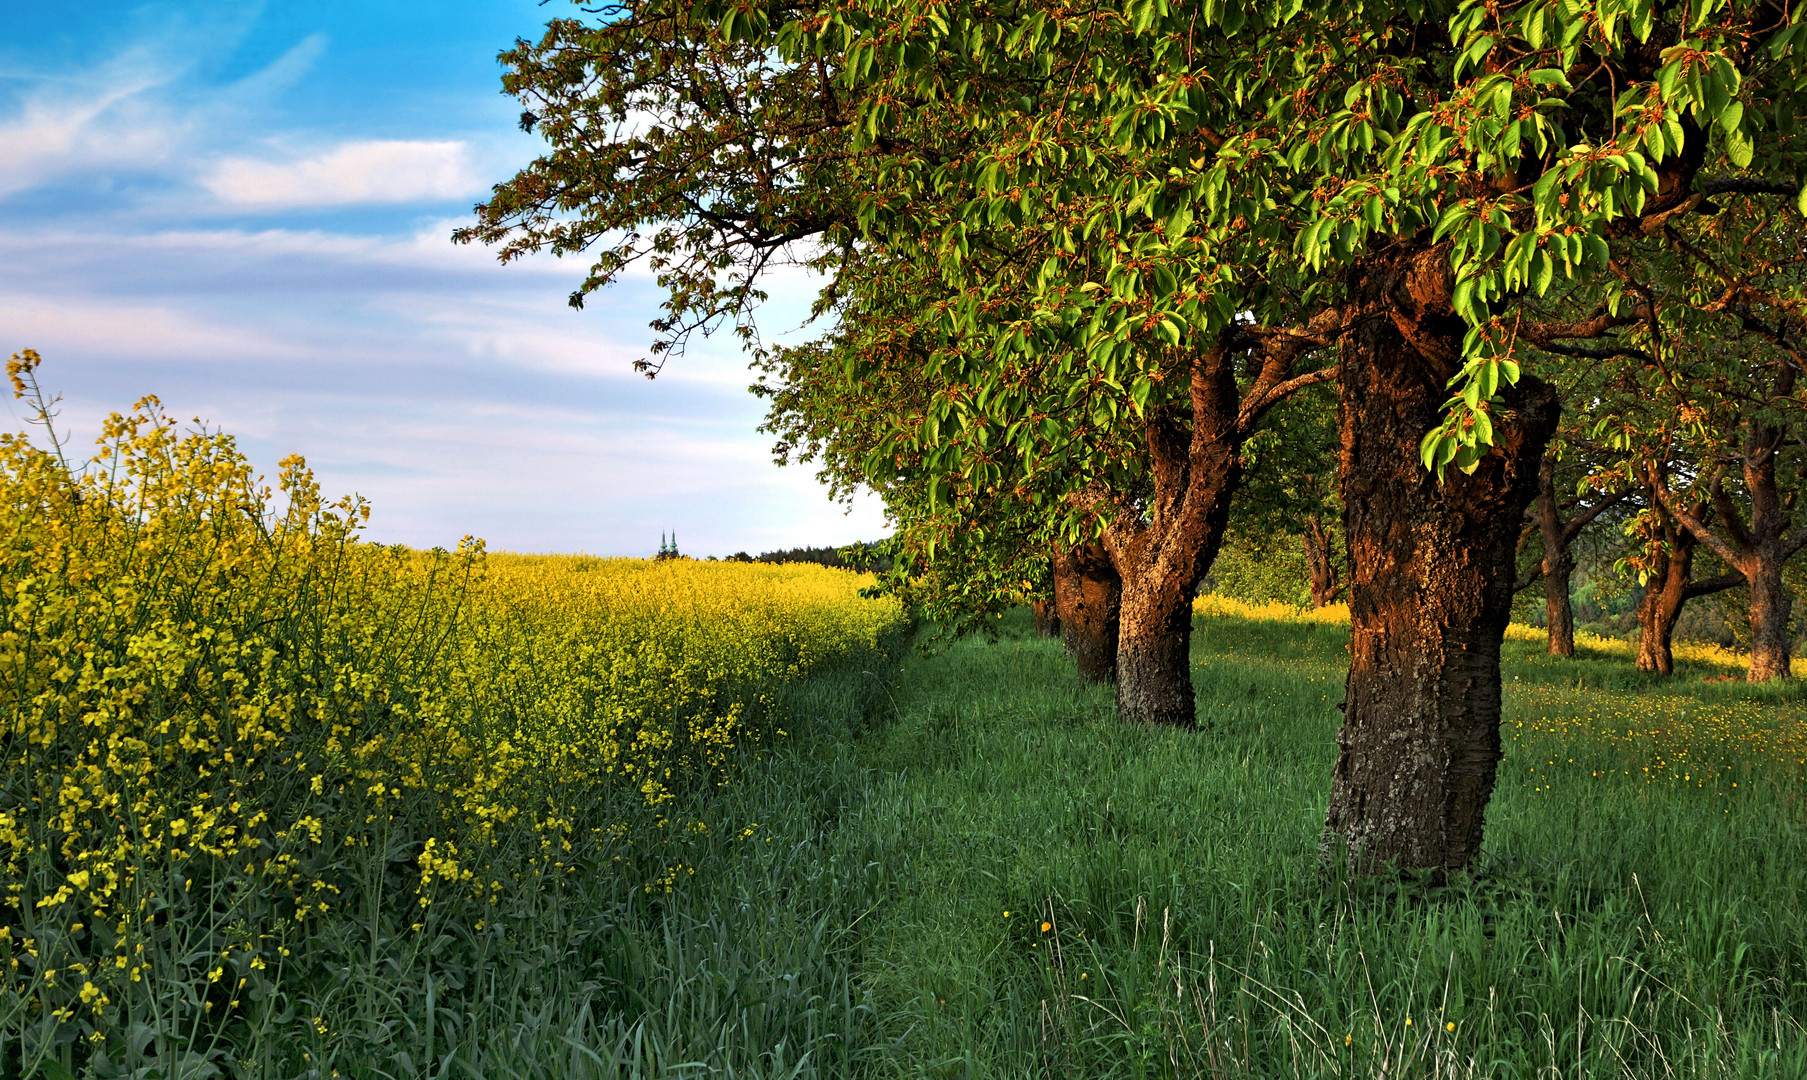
[202,139,482,210]
[0,45,191,197]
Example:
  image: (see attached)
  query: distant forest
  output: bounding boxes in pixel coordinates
[718,543,892,572]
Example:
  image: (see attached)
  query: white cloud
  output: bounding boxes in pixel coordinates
[0,48,189,197]
[202,140,481,209]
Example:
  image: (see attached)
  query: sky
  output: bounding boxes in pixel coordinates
[0,0,888,557]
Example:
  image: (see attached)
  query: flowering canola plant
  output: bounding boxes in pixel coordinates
[0,352,906,1067]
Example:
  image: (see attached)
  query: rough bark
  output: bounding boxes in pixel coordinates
[1324,246,1560,875]
[1096,354,1242,727]
[1303,514,1342,608]
[1093,317,1340,726]
[1052,542,1120,683]
[1030,598,1061,638]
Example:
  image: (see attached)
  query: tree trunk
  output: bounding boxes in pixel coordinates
[1652,364,1807,683]
[1324,247,1560,875]
[1635,483,1743,675]
[1108,424,1241,727]
[1030,598,1061,638]
[1532,454,1577,657]
[1053,542,1120,683]
[1097,342,1253,727]
[1114,578,1199,726]
[1747,560,1792,681]
[1303,514,1342,607]
[1635,529,1693,675]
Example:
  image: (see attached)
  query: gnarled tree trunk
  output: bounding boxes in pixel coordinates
[1053,542,1120,683]
[1652,364,1807,682]
[1303,514,1342,607]
[1106,396,1241,727]
[1324,247,1559,874]
[1096,318,1339,726]
[1634,486,1741,675]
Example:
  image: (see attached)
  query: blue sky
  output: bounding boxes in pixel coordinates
[0,0,886,556]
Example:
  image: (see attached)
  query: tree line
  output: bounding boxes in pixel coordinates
[458,0,1807,875]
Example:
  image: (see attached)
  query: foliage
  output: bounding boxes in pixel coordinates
[1204,531,1312,608]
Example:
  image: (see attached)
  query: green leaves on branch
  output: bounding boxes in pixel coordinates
[1419,348,1521,480]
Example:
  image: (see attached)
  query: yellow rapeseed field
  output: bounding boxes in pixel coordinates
[0,353,906,1057]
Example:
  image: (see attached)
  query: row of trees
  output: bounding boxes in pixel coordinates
[461,0,1807,874]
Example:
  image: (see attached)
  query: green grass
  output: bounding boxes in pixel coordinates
[819,610,1806,1078]
[132,610,1805,1078]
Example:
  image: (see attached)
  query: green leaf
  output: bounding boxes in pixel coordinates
[1471,407,1493,446]
[1718,99,1744,134]
[1165,205,1195,245]
[1725,126,1753,168]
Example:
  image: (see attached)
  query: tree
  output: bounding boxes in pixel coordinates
[1576,197,1807,680]
[1512,447,1633,657]
[469,0,1807,870]
[1626,463,1744,673]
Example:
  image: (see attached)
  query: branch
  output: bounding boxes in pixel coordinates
[1700,177,1802,198]
[1515,565,1544,593]
[1560,486,1634,545]
[1519,307,1648,346]
[1233,307,1344,434]
[1539,342,1655,363]
[1237,364,1338,433]
[1682,572,1745,600]
[1785,524,1807,560]
[1707,473,1757,554]
[1650,467,1750,574]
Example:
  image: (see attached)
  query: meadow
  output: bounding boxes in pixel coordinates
[4,389,1806,1078]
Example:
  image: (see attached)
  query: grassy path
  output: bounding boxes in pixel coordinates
[827,611,1807,1078]
[556,610,1806,1078]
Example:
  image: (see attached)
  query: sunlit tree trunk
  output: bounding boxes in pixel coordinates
[1324,247,1559,875]
[1053,543,1120,683]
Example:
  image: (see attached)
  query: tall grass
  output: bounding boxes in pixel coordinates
[832,610,1807,1078]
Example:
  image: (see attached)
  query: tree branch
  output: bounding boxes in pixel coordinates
[1650,466,1750,575]
[1519,307,1648,345]
[1238,364,1338,433]
[1539,342,1655,363]
[1560,486,1634,545]
[1700,177,1802,198]
[1682,572,1745,600]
